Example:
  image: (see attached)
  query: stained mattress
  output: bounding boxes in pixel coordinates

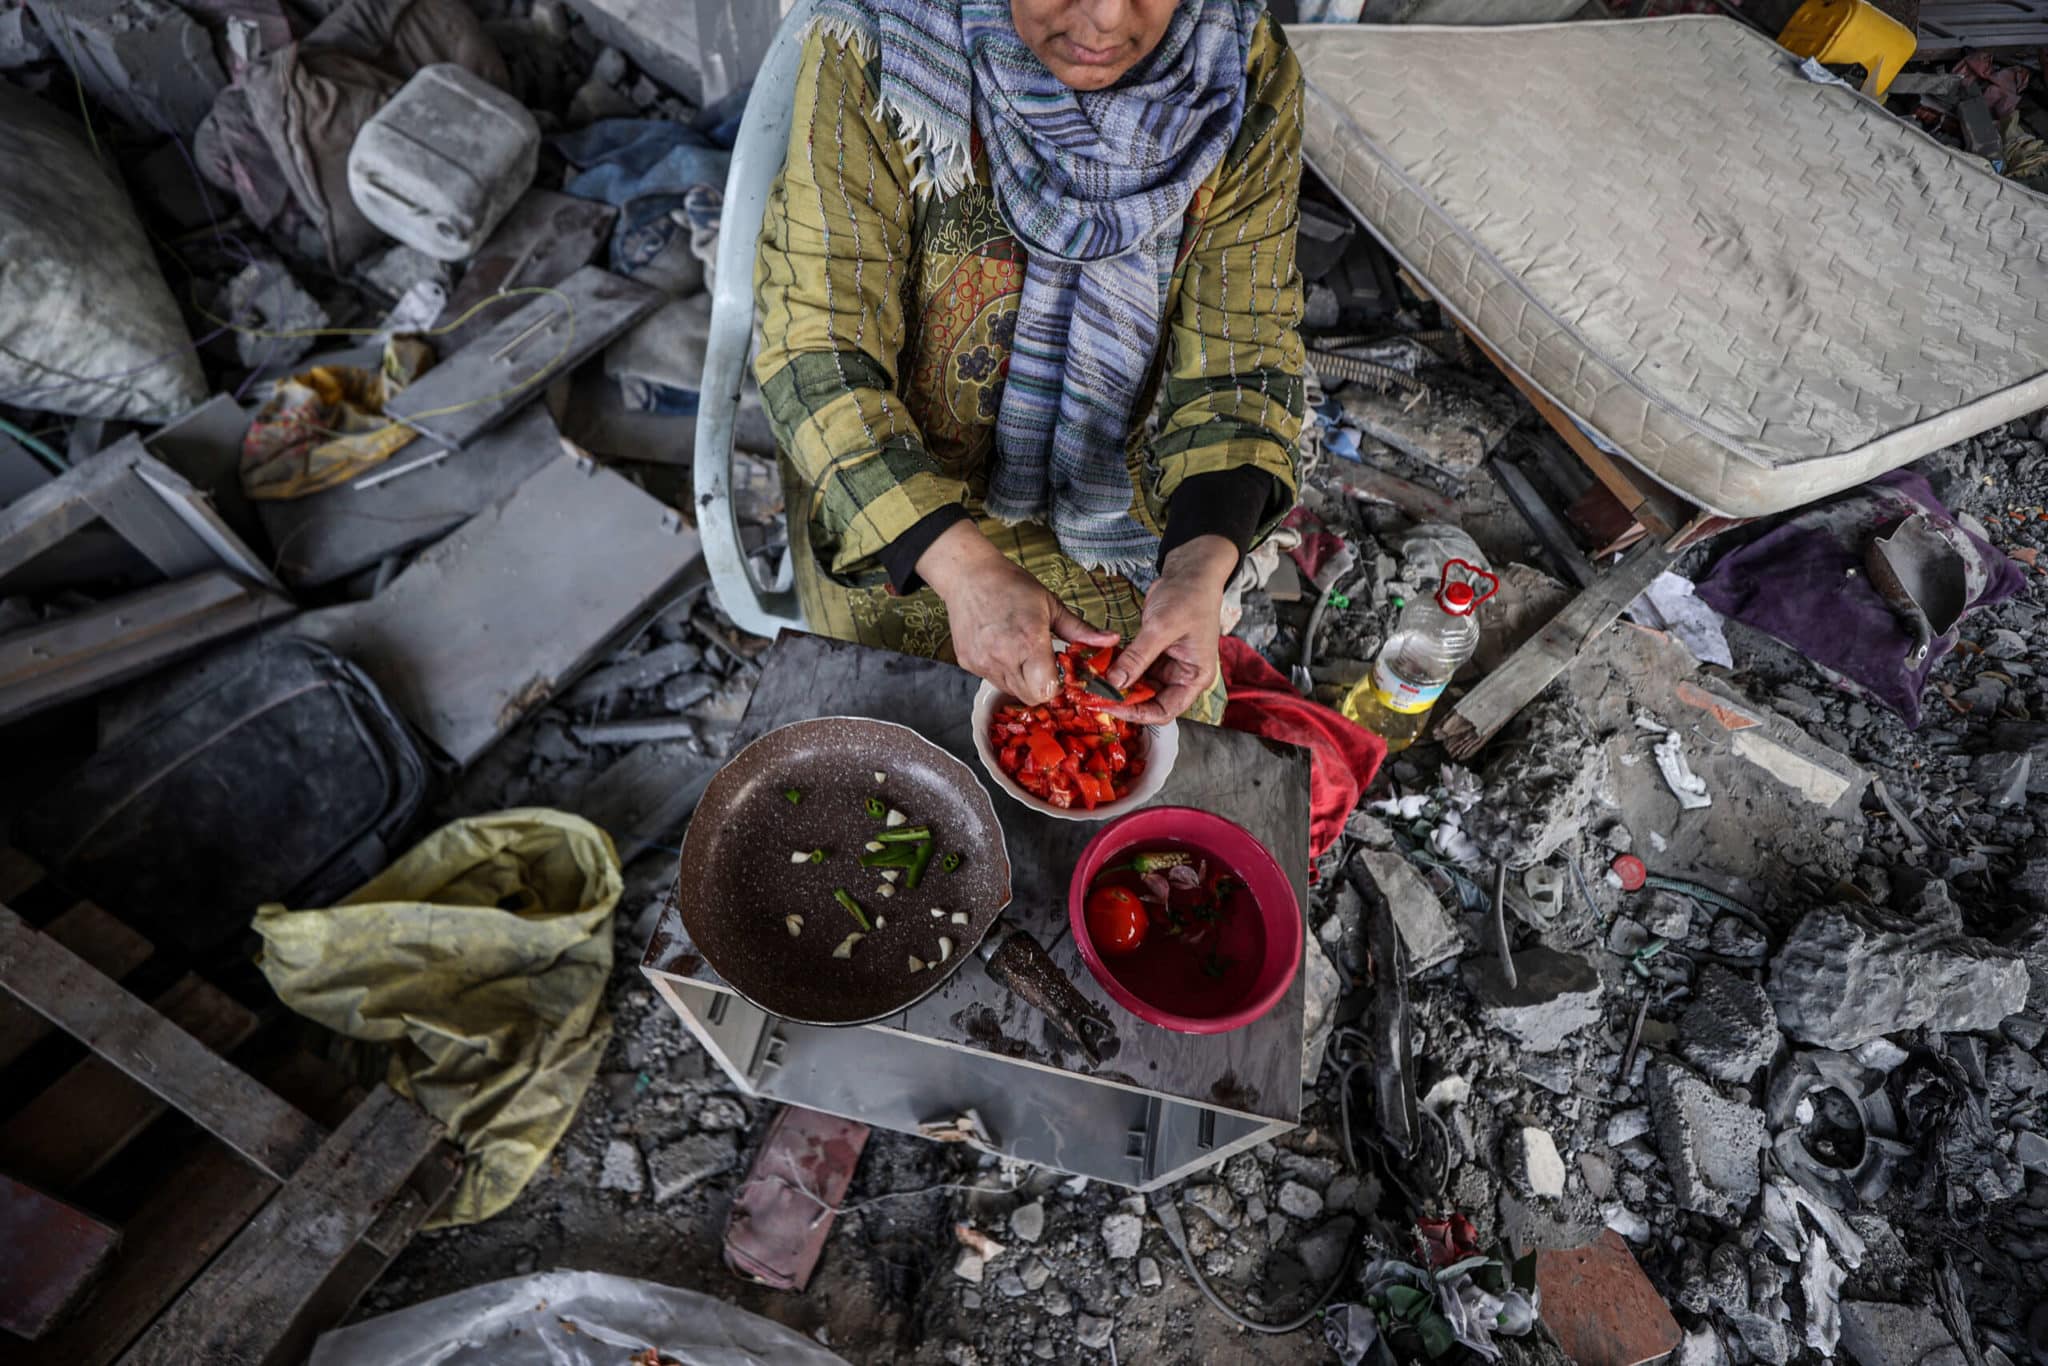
[1290,17,2048,518]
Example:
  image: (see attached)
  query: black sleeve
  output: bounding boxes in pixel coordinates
[882,503,974,595]
[1157,467,1280,572]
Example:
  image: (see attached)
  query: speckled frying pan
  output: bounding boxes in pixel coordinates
[677,717,1116,1059]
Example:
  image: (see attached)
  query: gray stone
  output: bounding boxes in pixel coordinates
[1605,1108,1652,1146]
[1076,1314,1113,1350]
[1648,1059,1766,1218]
[225,260,327,368]
[1244,1196,1269,1224]
[559,0,775,105]
[955,1253,985,1284]
[1837,1301,1969,1366]
[1296,1220,1352,1283]
[1988,1045,2048,1103]
[1184,1183,1238,1232]
[1579,1152,1615,1200]
[1974,751,2033,807]
[1360,849,1465,973]
[1767,907,2031,1048]
[1033,1338,1056,1360]
[1009,1200,1046,1244]
[1276,1180,1324,1219]
[1462,947,1605,1052]
[1679,965,1780,1081]
[2014,1130,2048,1174]
[599,1138,644,1194]
[28,0,224,136]
[1136,1256,1162,1290]
[647,1132,735,1202]
[995,1270,1028,1299]
[1222,1153,1267,1201]
[1020,1257,1051,1292]
[961,1290,982,1310]
[1275,1152,1341,1189]
[1510,1126,1567,1198]
[1325,1173,1362,1213]
[1641,891,1695,941]
[1101,1213,1142,1261]
[1672,1326,1728,1366]
[695,1094,748,1131]
[2003,1014,2047,1051]
[1042,1287,1073,1317]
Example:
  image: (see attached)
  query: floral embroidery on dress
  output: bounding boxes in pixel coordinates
[955,345,999,382]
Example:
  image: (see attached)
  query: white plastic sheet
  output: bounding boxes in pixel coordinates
[309,1270,852,1366]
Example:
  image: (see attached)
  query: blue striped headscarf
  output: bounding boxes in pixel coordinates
[810,0,1263,577]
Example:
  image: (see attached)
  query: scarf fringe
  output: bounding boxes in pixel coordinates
[805,13,974,201]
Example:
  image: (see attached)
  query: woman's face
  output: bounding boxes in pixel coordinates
[1010,0,1179,91]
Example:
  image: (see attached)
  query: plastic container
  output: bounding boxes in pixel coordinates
[347,65,540,263]
[1342,558,1498,752]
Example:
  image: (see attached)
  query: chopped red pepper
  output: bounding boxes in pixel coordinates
[994,646,1162,807]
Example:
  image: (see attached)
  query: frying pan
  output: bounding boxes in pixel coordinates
[677,717,1118,1060]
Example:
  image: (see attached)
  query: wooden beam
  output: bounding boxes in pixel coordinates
[0,901,153,1072]
[1436,538,1682,759]
[0,973,259,1190]
[118,1086,447,1366]
[0,906,323,1181]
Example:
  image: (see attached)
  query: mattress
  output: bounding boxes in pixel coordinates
[1290,16,2048,518]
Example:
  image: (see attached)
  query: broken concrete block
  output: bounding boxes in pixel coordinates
[1008,1200,1045,1244]
[599,1137,644,1194]
[1100,1213,1142,1261]
[1510,1126,1567,1198]
[1462,947,1604,1052]
[1533,1231,1683,1366]
[1767,907,2031,1049]
[225,259,327,368]
[1678,965,1779,1081]
[1647,1059,1766,1218]
[29,0,225,135]
[1836,1301,1969,1366]
[647,1131,735,1202]
[561,0,776,107]
[1359,849,1464,973]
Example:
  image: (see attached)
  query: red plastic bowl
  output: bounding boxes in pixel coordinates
[1068,807,1303,1035]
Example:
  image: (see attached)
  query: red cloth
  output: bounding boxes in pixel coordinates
[1218,637,1386,865]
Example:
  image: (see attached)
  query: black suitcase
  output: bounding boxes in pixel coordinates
[16,637,429,960]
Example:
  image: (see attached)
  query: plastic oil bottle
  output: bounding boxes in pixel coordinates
[1342,558,1498,751]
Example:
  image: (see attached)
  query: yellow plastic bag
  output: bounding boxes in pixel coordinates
[254,810,621,1227]
[241,336,434,499]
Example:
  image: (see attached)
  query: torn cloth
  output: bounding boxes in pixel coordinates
[1219,636,1387,864]
[241,336,433,498]
[553,118,731,287]
[254,809,622,1227]
[1696,470,2025,726]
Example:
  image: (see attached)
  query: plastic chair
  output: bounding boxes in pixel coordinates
[695,0,817,638]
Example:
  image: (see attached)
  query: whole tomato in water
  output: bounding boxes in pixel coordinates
[1085,885,1148,955]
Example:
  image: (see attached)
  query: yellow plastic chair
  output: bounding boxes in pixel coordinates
[1779,0,1918,98]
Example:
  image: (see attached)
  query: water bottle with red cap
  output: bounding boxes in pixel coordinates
[1342,558,1499,752]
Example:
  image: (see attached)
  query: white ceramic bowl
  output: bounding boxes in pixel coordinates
[970,678,1178,822]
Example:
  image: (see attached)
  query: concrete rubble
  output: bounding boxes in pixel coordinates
[4,8,2048,1365]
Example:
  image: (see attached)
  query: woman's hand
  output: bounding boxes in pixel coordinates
[1104,535,1238,725]
[918,520,1117,705]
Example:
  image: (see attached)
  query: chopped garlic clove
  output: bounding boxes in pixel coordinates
[908,955,925,972]
[785,914,804,936]
[937,936,954,962]
[875,772,886,784]
[930,907,946,918]
[864,841,883,853]
[876,884,896,899]
[951,911,969,925]
[881,870,900,883]
[831,932,864,958]
[790,851,812,864]
[885,808,907,827]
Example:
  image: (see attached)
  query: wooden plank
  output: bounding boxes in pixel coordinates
[0,1174,121,1340]
[387,266,663,449]
[0,572,294,727]
[0,973,260,1189]
[1447,318,1690,538]
[257,403,566,589]
[82,453,219,581]
[143,396,261,552]
[0,906,323,1181]
[0,446,137,581]
[1323,456,1461,523]
[0,901,153,1072]
[119,1086,445,1366]
[1437,537,1682,759]
[293,451,702,766]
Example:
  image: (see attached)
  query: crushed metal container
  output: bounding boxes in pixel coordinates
[347,64,539,262]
